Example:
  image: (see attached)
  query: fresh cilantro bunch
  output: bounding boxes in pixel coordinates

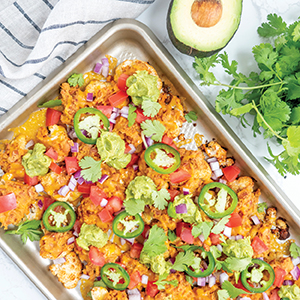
[193,13,300,176]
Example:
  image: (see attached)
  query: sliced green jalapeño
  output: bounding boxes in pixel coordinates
[144,143,181,174]
[198,182,238,219]
[73,107,109,144]
[42,201,76,232]
[112,211,144,239]
[241,259,275,293]
[101,263,130,290]
[185,246,215,278]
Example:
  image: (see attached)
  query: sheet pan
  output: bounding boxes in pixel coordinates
[0,19,299,300]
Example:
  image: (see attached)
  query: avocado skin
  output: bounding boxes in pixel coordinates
[167,0,242,57]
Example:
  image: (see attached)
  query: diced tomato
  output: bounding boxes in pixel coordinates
[108,90,128,106]
[65,157,80,175]
[96,105,113,118]
[234,278,251,294]
[46,108,62,127]
[73,219,82,234]
[142,224,151,239]
[89,246,106,266]
[117,74,129,92]
[98,207,113,223]
[167,189,180,201]
[223,165,240,182]
[226,213,242,228]
[273,267,286,287]
[90,186,107,206]
[170,169,191,184]
[176,222,194,244]
[106,196,123,213]
[77,183,95,195]
[0,193,17,214]
[162,135,178,150]
[126,153,139,168]
[45,147,58,160]
[135,107,151,124]
[209,233,222,245]
[251,236,268,254]
[128,270,141,289]
[43,197,55,210]
[125,144,132,154]
[49,162,62,174]
[270,288,280,300]
[24,173,39,186]
[146,281,159,297]
[130,243,143,259]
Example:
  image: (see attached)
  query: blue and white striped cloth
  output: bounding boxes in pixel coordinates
[0,0,155,116]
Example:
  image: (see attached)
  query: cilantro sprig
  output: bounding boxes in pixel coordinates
[154,273,178,290]
[5,219,43,244]
[141,120,166,142]
[67,73,84,87]
[193,13,300,176]
[79,156,102,183]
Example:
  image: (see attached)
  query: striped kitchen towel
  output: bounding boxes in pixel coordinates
[0,0,155,116]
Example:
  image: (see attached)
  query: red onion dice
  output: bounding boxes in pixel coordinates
[197,277,206,287]
[98,174,109,184]
[71,142,79,153]
[86,93,93,102]
[53,257,66,264]
[182,187,190,195]
[94,62,102,74]
[251,215,261,225]
[175,203,187,214]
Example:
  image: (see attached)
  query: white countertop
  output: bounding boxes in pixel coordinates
[0,0,299,299]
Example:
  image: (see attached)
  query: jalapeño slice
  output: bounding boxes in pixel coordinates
[184,246,215,278]
[198,182,238,219]
[42,201,76,232]
[101,263,130,290]
[241,259,275,293]
[112,211,144,239]
[73,107,109,144]
[144,143,180,174]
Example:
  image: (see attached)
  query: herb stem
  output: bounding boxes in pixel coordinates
[215,81,282,90]
[251,101,286,142]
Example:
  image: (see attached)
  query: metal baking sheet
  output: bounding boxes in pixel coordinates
[1,19,300,300]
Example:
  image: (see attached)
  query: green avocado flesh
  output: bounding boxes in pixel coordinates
[167,0,242,57]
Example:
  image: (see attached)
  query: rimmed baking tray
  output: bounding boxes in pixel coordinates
[0,19,299,300]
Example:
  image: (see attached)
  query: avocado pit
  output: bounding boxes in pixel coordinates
[191,0,223,28]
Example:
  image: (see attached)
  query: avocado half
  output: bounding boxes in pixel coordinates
[167,0,243,57]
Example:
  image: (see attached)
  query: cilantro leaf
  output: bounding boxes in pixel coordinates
[217,289,230,300]
[172,250,195,272]
[257,13,287,37]
[168,230,177,242]
[124,199,145,216]
[142,98,161,117]
[141,225,167,258]
[154,273,178,290]
[193,55,219,85]
[211,215,231,234]
[221,280,251,298]
[151,188,170,210]
[127,104,137,127]
[185,111,198,123]
[5,219,43,243]
[185,275,193,285]
[68,73,84,87]
[79,156,102,183]
[192,221,213,240]
[141,120,165,142]
[257,202,268,213]
[210,245,223,270]
[223,257,252,272]
[290,242,300,259]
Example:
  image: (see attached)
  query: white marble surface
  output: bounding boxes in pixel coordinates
[0,0,299,299]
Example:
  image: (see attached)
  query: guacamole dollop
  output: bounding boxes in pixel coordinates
[173,194,202,224]
[96,132,131,169]
[140,252,172,275]
[125,175,156,205]
[126,70,160,106]
[22,143,52,177]
[278,284,300,300]
[222,237,254,258]
[76,223,108,251]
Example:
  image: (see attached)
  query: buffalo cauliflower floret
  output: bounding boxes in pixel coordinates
[49,252,82,289]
